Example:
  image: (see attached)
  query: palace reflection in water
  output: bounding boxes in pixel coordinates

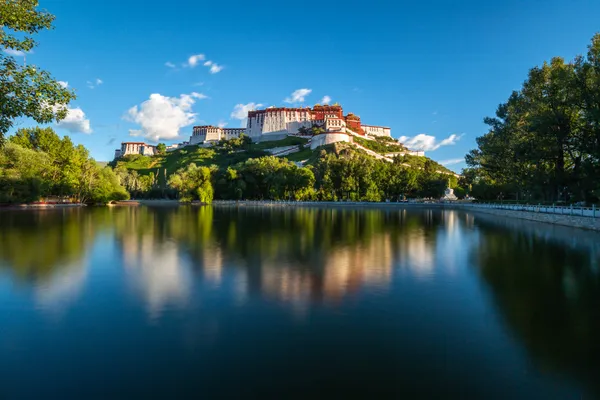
[0,206,598,398]
[110,207,470,315]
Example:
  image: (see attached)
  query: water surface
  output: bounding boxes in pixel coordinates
[0,206,599,398]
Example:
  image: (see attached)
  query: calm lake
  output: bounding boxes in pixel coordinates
[1,206,599,398]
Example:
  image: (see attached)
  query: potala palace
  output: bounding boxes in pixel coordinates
[115,103,423,159]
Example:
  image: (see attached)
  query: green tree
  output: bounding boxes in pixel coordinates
[168,163,213,203]
[215,166,247,200]
[574,34,600,201]
[1,129,129,204]
[466,34,600,203]
[90,167,130,203]
[156,143,167,154]
[0,0,75,145]
[0,141,51,202]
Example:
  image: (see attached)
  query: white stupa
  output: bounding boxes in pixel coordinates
[442,187,458,201]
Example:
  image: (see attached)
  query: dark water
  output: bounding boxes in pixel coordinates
[1,206,599,399]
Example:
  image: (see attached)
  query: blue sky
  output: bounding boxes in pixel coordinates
[7,0,600,171]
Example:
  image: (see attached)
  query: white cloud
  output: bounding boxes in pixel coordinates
[86,78,103,89]
[192,81,204,87]
[3,48,25,56]
[320,95,332,104]
[125,92,208,141]
[124,241,192,319]
[208,63,223,74]
[398,133,463,151]
[284,88,312,104]
[231,103,263,128]
[171,54,224,73]
[186,54,205,67]
[202,60,223,74]
[230,102,263,120]
[439,158,464,166]
[35,263,87,316]
[56,107,92,134]
[217,121,228,128]
[58,81,69,88]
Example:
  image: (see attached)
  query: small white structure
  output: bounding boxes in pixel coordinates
[166,142,189,152]
[441,187,458,201]
[362,124,391,137]
[324,116,346,132]
[189,126,245,145]
[115,142,157,159]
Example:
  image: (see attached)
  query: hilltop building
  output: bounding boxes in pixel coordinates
[114,142,156,159]
[184,104,392,146]
[245,104,391,141]
[166,142,189,152]
[114,103,419,159]
[189,126,245,145]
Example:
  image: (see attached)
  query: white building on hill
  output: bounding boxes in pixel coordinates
[245,104,391,142]
[189,126,245,145]
[114,103,417,158]
[114,142,156,159]
[362,125,391,137]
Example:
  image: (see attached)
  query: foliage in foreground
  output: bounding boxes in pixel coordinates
[0,0,75,145]
[168,163,214,203]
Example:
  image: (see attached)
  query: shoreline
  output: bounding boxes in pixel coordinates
[0,203,86,211]
[452,204,600,232]
[210,201,600,231]
[2,200,599,231]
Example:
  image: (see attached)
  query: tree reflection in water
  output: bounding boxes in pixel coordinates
[109,206,451,314]
[1,206,598,396]
[470,214,600,395]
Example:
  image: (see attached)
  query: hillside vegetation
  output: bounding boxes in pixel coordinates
[398,153,454,175]
[112,135,461,201]
[112,136,309,177]
[353,136,407,154]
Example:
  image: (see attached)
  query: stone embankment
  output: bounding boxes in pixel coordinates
[452,204,600,231]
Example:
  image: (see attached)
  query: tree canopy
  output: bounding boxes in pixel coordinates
[0,0,75,144]
[168,163,214,203]
[465,34,600,204]
[0,127,128,203]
